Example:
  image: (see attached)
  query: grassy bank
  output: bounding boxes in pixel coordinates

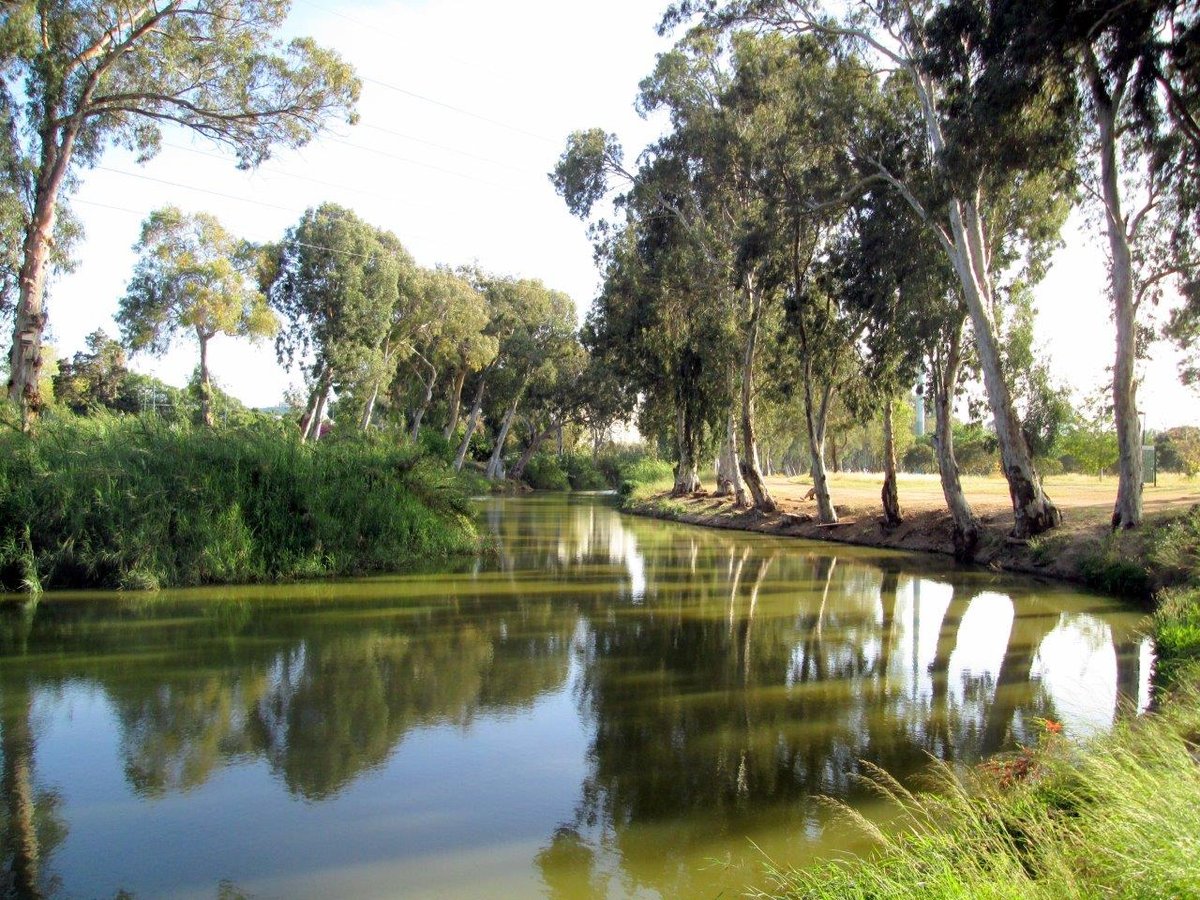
[0,414,477,591]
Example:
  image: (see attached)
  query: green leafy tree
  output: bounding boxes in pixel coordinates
[268,204,406,441]
[52,328,133,414]
[672,0,1075,537]
[1,1,359,428]
[119,207,277,427]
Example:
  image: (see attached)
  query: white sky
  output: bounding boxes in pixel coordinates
[42,0,1200,429]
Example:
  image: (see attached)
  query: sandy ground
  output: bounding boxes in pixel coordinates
[769,472,1200,525]
[631,472,1200,594]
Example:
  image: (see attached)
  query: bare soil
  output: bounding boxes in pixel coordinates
[631,472,1200,598]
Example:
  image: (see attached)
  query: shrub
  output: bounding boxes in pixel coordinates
[523,453,570,491]
[0,412,476,590]
[562,452,608,491]
[901,442,936,474]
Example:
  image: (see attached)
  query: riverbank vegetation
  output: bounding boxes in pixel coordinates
[0,413,476,591]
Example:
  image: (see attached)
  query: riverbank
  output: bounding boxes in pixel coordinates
[622,474,1200,899]
[628,473,1200,601]
[0,415,477,591]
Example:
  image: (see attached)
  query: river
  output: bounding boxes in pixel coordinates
[0,495,1151,898]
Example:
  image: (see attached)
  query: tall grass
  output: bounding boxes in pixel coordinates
[762,678,1200,900]
[0,413,476,590]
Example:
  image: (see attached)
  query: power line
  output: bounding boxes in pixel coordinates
[159,141,445,211]
[73,196,424,263]
[360,76,558,145]
[96,165,299,213]
[356,122,540,176]
[294,0,558,146]
[322,136,525,191]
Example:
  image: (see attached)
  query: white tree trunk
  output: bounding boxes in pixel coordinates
[739,276,777,511]
[804,381,837,524]
[443,365,467,439]
[453,370,490,472]
[486,394,521,481]
[1089,67,1143,528]
[8,121,78,430]
[932,316,980,560]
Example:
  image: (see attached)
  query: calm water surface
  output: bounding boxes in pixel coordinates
[0,495,1151,899]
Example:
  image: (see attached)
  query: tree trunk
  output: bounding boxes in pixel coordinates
[803,379,837,524]
[197,331,214,428]
[443,365,468,440]
[881,399,903,527]
[830,435,841,474]
[932,315,980,560]
[301,365,331,443]
[409,369,436,442]
[672,403,701,495]
[8,124,77,431]
[308,381,330,443]
[486,393,522,481]
[1088,64,1142,529]
[360,379,380,430]
[947,200,1060,537]
[453,368,491,472]
[738,276,777,511]
[723,410,748,506]
[899,44,1058,537]
[511,423,557,481]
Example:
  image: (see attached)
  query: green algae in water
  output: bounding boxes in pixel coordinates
[0,496,1151,899]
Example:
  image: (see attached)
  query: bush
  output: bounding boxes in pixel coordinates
[0,412,476,590]
[416,427,456,464]
[901,442,936,474]
[1150,505,1200,585]
[617,455,675,497]
[523,453,570,491]
[562,452,609,491]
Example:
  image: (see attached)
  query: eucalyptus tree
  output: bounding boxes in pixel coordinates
[397,267,491,440]
[456,276,575,481]
[730,32,880,524]
[440,273,498,440]
[0,1,359,429]
[508,339,589,482]
[977,0,1198,528]
[118,207,277,427]
[582,210,730,495]
[268,204,405,442]
[672,0,1075,537]
[554,36,781,509]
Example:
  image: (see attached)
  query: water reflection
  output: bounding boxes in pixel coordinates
[0,496,1150,899]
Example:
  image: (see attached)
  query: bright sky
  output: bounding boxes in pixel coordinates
[44,0,1200,429]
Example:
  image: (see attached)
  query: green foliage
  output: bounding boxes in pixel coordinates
[900,442,937,475]
[562,453,609,491]
[1057,421,1120,479]
[1156,426,1200,475]
[1150,505,1200,585]
[415,428,457,465]
[0,413,475,590]
[1077,552,1152,600]
[1153,588,1200,688]
[616,455,676,498]
[953,422,1000,476]
[523,454,570,492]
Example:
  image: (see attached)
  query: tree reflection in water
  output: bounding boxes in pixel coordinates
[0,497,1150,899]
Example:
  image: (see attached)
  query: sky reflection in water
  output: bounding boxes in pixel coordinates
[0,495,1151,899]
